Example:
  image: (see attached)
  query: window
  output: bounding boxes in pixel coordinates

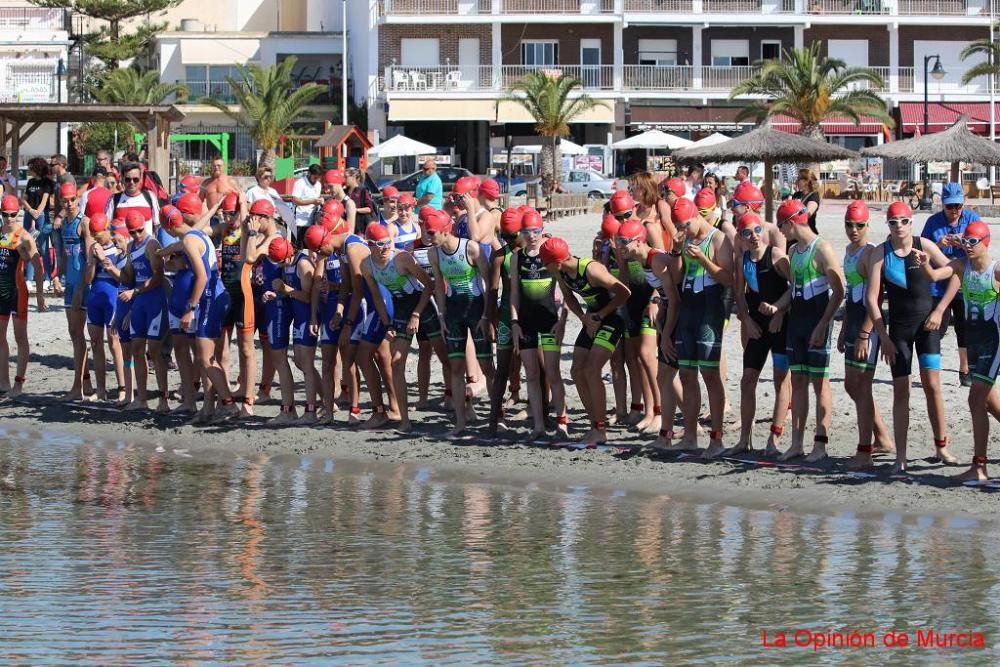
[711,40,750,67]
[521,41,558,66]
[638,39,678,66]
[761,41,782,61]
[400,38,440,67]
[185,65,242,101]
[569,171,588,183]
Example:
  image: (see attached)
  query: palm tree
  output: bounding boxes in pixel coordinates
[200,57,325,171]
[729,43,893,139]
[86,67,188,151]
[960,29,1000,86]
[505,71,608,195]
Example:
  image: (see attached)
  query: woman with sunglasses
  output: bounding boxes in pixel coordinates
[865,201,959,474]
[80,214,127,403]
[211,192,256,417]
[917,221,1000,482]
[839,201,894,470]
[731,212,790,457]
[660,198,734,458]
[486,207,525,436]
[53,181,94,400]
[510,208,568,441]
[120,209,169,413]
[392,193,421,252]
[362,222,441,433]
[19,157,52,288]
[620,175,666,435]
[771,199,843,463]
[0,194,46,398]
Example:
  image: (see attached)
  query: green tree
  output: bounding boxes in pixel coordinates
[729,43,893,138]
[30,0,183,68]
[199,58,326,171]
[505,71,608,196]
[82,68,187,151]
[960,30,1000,86]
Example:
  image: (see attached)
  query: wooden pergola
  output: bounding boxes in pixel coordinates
[0,104,186,176]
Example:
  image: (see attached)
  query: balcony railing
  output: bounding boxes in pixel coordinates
[0,7,68,30]
[621,65,695,90]
[383,0,986,14]
[383,65,614,92]
[501,65,614,89]
[182,79,353,105]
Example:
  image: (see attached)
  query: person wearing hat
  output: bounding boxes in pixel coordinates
[660,198,734,458]
[770,198,843,464]
[486,207,526,436]
[731,211,790,458]
[415,158,443,212]
[865,201,959,474]
[245,165,293,233]
[321,169,357,238]
[120,208,169,413]
[541,236,631,447]
[80,213,127,404]
[55,180,95,401]
[920,181,983,386]
[594,212,630,426]
[917,221,1000,481]
[838,201,894,470]
[244,198,284,406]
[0,193,46,398]
[361,222,441,433]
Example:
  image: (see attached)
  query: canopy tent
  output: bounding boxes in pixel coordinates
[674,123,859,221]
[0,103,185,176]
[515,139,587,156]
[368,133,436,161]
[861,115,1000,181]
[612,129,693,150]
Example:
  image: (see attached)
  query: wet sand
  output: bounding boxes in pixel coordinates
[3,202,1000,520]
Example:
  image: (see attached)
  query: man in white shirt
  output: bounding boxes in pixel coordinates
[106,161,159,236]
[245,165,294,234]
[289,164,323,246]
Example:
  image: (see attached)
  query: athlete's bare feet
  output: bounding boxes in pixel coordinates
[725,437,752,456]
[171,403,196,415]
[556,422,570,441]
[528,429,547,443]
[649,431,672,450]
[255,386,272,404]
[125,399,148,412]
[778,443,805,461]
[464,401,479,424]
[667,434,699,451]
[625,409,643,426]
[956,463,989,482]
[63,390,85,401]
[872,442,896,457]
[270,407,298,425]
[347,410,362,426]
[702,437,726,460]
[890,460,908,476]
[805,442,828,463]
[578,428,607,447]
[298,409,318,425]
[415,399,431,411]
[214,403,239,423]
[639,415,662,435]
[847,450,875,471]
[933,442,960,465]
[155,399,170,414]
[396,420,413,434]
[362,410,389,429]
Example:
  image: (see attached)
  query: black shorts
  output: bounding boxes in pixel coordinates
[787,297,832,377]
[518,305,559,351]
[574,311,625,353]
[624,281,654,337]
[391,292,441,344]
[888,318,942,378]
[967,319,1000,385]
[444,296,490,360]
[743,315,789,372]
[673,293,725,370]
[253,295,268,340]
[0,284,27,321]
[841,304,878,372]
[223,285,255,333]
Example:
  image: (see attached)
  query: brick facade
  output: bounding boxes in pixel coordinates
[623,27,694,64]
[701,27,795,66]
[378,24,492,71]
[500,23,614,65]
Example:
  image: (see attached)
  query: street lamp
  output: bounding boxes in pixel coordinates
[55,57,66,154]
[919,54,946,210]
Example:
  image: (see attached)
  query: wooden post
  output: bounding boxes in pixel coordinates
[11,121,21,180]
[148,115,170,179]
[950,161,960,184]
[763,158,774,223]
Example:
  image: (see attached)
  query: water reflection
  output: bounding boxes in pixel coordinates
[0,435,998,664]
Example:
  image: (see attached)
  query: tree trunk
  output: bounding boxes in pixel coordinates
[799,125,825,174]
[540,136,556,199]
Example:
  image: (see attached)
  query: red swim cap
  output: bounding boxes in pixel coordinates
[88,213,110,234]
[965,220,991,246]
[304,224,331,252]
[249,199,275,217]
[424,209,453,233]
[0,194,18,213]
[737,211,763,230]
[694,188,717,211]
[124,209,146,232]
[521,208,544,230]
[609,192,635,216]
[60,181,78,199]
[322,198,345,221]
[479,178,501,200]
[539,237,571,266]
[452,175,480,197]
[662,177,686,198]
[600,212,620,240]
[887,201,913,220]
[845,200,870,223]
[365,222,391,242]
[161,207,184,230]
[221,192,239,213]
[267,237,294,262]
[732,181,765,212]
[176,193,202,216]
[323,170,344,185]
[671,197,699,226]
[500,208,523,236]
[777,199,809,226]
[617,219,646,243]
[381,185,400,199]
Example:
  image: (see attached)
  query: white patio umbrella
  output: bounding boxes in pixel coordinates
[517,139,587,156]
[612,129,693,150]
[368,134,437,161]
[688,132,732,148]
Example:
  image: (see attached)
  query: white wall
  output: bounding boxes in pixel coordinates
[914,40,986,95]
[307,0,343,31]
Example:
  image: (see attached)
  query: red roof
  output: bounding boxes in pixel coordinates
[771,113,885,135]
[899,102,1000,135]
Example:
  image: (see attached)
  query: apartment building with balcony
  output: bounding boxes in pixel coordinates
[0,1,74,160]
[370,0,996,172]
[150,0,352,169]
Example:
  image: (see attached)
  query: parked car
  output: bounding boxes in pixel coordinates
[389,166,474,195]
[511,168,614,199]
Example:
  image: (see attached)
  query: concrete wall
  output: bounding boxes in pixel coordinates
[804,25,890,66]
[701,27,794,66]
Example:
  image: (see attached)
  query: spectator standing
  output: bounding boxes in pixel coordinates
[414,158,443,213]
[48,154,74,292]
[792,167,822,234]
[245,165,294,234]
[921,182,981,386]
[290,164,324,245]
[107,161,160,238]
[345,167,375,234]
[20,157,53,286]
[0,156,16,195]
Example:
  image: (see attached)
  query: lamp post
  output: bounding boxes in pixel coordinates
[341,0,348,127]
[919,54,946,210]
[55,57,66,154]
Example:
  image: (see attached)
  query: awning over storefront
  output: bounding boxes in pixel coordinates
[771,114,885,135]
[496,99,614,124]
[900,102,1000,135]
[387,99,496,122]
[629,105,754,132]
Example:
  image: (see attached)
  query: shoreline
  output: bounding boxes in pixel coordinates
[1,395,998,525]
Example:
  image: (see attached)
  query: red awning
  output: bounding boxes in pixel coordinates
[771,114,885,135]
[899,102,1000,135]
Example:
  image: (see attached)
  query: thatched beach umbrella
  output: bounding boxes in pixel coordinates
[861,115,1000,182]
[673,124,859,221]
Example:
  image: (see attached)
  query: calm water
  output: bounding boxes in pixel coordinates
[0,430,998,665]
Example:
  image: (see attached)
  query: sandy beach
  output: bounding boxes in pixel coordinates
[3,201,1000,521]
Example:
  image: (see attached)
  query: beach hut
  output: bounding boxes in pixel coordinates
[673,124,859,222]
